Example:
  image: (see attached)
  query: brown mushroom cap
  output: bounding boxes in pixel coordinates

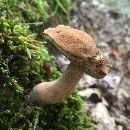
[44,25,97,60]
[44,25,111,79]
[29,25,111,105]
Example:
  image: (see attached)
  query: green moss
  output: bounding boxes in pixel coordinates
[0,18,93,130]
[3,0,72,38]
[5,0,49,22]
[4,0,72,23]
[0,1,93,130]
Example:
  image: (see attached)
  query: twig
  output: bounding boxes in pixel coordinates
[21,22,44,25]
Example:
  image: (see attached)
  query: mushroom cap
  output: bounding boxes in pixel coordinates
[44,25,97,61]
[44,25,111,79]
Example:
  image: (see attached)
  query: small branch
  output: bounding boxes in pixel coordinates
[21,22,44,25]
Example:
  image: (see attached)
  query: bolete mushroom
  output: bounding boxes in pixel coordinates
[29,25,111,105]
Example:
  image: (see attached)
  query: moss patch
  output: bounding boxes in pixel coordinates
[0,1,93,130]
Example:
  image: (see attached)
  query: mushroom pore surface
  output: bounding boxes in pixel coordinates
[29,25,111,105]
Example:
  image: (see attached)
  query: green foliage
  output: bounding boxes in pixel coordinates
[42,91,93,130]
[0,19,92,130]
[0,12,93,130]
[5,0,49,22]
[2,0,72,38]
[4,0,72,23]
[48,0,72,23]
[0,0,93,130]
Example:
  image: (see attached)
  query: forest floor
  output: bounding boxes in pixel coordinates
[56,0,130,130]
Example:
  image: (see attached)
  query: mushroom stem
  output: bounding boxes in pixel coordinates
[30,63,84,104]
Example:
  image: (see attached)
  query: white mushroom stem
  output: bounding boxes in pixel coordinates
[30,63,84,104]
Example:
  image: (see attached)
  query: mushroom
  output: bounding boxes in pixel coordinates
[29,25,111,105]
